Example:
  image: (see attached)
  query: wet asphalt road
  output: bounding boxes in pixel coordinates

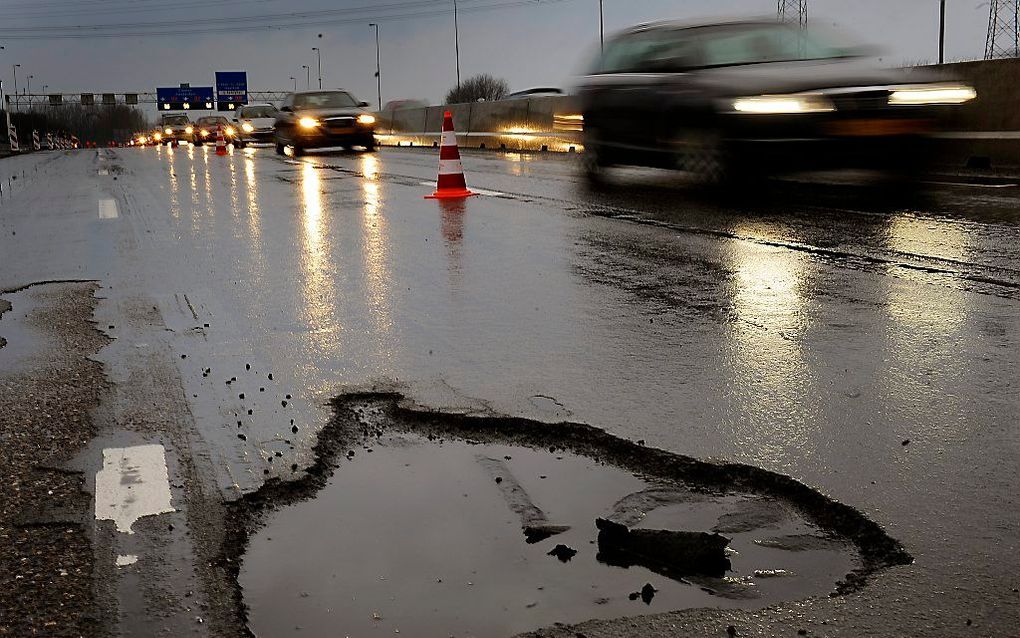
[0,145,1018,636]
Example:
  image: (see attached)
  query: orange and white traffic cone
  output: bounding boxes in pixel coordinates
[215,125,227,156]
[426,111,476,199]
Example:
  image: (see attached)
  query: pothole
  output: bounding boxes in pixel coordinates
[230,392,911,638]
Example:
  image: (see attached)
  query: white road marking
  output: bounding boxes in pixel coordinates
[98,169,109,176]
[98,198,119,219]
[116,554,138,567]
[95,444,174,534]
[418,181,512,198]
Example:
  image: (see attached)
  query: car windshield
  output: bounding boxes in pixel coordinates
[240,106,277,119]
[197,117,227,126]
[294,91,358,109]
[698,24,854,67]
[162,115,190,125]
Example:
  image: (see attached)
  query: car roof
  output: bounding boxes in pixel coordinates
[291,89,351,95]
[618,17,779,37]
[240,102,275,108]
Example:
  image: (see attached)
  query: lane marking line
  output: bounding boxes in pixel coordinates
[98,169,109,176]
[418,181,512,198]
[95,444,175,534]
[116,555,138,567]
[98,198,119,219]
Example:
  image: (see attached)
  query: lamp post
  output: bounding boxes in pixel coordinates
[0,46,5,109]
[301,65,310,89]
[453,0,461,90]
[312,47,322,89]
[369,23,382,110]
[938,0,946,64]
[599,0,604,55]
[290,76,297,91]
[12,64,20,112]
[27,74,33,97]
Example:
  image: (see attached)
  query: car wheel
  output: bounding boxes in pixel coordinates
[581,125,611,186]
[291,144,305,157]
[674,128,727,186]
[275,141,286,155]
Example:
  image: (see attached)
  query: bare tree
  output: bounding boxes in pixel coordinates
[444,74,509,105]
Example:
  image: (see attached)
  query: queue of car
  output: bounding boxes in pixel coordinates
[130,89,378,155]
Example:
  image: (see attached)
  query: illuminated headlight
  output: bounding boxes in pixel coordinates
[200,130,210,137]
[225,127,236,136]
[153,133,162,141]
[241,122,255,133]
[889,84,976,106]
[138,137,147,144]
[732,93,835,114]
[299,117,320,129]
[357,114,376,125]
[185,126,194,134]
[164,128,173,135]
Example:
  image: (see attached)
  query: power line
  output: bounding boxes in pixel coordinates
[0,0,569,40]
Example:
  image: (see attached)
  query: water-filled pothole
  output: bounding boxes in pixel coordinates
[234,393,910,637]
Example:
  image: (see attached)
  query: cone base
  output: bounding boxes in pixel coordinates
[425,188,477,200]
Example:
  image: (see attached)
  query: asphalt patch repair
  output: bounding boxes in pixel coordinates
[225,392,911,638]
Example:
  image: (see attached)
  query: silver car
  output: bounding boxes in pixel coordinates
[233,103,279,146]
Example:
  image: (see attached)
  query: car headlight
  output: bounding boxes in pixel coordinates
[241,122,255,133]
[225,127,236,136]
[299,117,320,129]
[154,133,162,140]
[732,93,835,114]
[138,137,147,144]
[201,130,210,137]
[185,126,194,134]
[357,114,376,125]
[888,83,976,106]
[164,128,173,135]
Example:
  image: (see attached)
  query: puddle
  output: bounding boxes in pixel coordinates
[94,444,175,534]
[236,395,882,638]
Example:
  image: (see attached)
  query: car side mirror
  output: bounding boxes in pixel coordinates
[358,101,370,108]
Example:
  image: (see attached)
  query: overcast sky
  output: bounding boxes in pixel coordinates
[0,0,995,111]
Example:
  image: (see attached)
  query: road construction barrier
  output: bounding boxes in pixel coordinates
[7,119,19,153]
[32,130,40,152]
[215,125,227,156]
[45,133,53,150]
[426,111,476,200]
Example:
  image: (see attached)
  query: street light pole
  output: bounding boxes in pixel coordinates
[27,74,33,97]
[938,0,946,64]
[302,65,310,89]
[290,76,297,91]
[453,0,461,89]
[599,0,604,55]
[0,46,5,109]
[12,64,19,112]
[312,47,322,89]
[369,23,382,110]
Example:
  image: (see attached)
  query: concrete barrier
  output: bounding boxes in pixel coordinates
[377,95,582,153]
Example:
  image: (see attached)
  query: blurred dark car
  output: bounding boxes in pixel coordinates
[504,87,564,100]
[191,116,237,146]
[577,19,976,184]
[273,90,377,155]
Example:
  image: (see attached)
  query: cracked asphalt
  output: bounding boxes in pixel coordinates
[0,146,1017,636]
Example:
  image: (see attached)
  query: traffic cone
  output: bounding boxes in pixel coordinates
[426,111,476,199]
[215,125,227,156]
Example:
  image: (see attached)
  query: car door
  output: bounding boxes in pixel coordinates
[581,31,670,152]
